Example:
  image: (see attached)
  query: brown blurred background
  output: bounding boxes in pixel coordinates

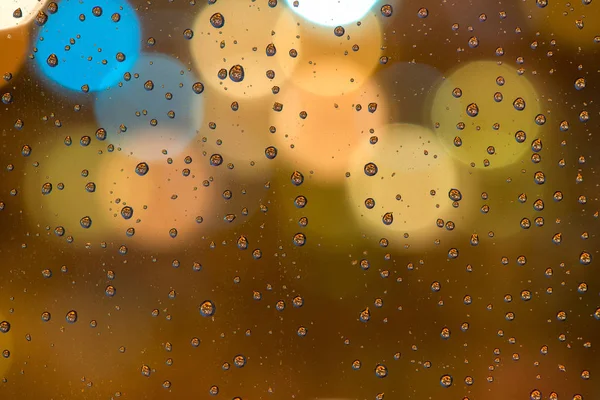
[0,0,599,399]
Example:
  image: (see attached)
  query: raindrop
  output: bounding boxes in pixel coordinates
[135,162,149,176]
[291,170,304,185]
[121,206,134,220]
[210,13,225,28]
[293,233,306,246]
[381,4,393,17]
[265,146,277,159]
[229,65,245,82]
[41,183,52,195]
[65,310,78,323]
[199,300,216,317]
[440,375,453,387]
[466,103,479,117]
[364,162,378,176]
[46,54,59,68]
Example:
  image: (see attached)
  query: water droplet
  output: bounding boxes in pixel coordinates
[105,285,116,297]
[192,82,204,94]
[440,374,453,388]
[199,300,216,317]
[46,54,59,68]
[375,364,388,378]
[135,162,149,176]
[448,188,462,201]
[92,6,103,17]
[381,4,393,17]
[360,308,370,322]
[513,97,526,111]
[237,235,248,250]
[2,93,14,105]
[382,212,393,225]
[294,195,307,208]
[233,354,246,368]
[229,65,244,82]
[580,251,592,265]
[210,154,223,166]
[466,103,479,117]
[41,182,52,195]
[0,321,10,333]
[141,364,151,377]
[210,13,225,28]
[291,170,304,185]
[533,171,545,185]
[121,206,133,220]
[265,146,277,159]
[265,43,277,56]
[293,233,306,246]
[468,36,479,48]
[364,162,378,176]
[65,310,78,323]
[80,216,92,229]
[35,11,48,26]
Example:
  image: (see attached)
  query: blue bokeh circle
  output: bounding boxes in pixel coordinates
[94,53,204,160]
[34,0,141,92]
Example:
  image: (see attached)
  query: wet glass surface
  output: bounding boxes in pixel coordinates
[0,1,599,399]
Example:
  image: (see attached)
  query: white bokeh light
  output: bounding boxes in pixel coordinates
[0,0,47,31]
[285,0,376,26]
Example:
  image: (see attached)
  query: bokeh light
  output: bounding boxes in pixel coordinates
[282,13,381,96]
[22,133,113,244]
[3,1,599,399]
[285,0,377,26]
[94,53,203,161]
[270,80,386,182]
[34,0,140,92]
[94,145,270,251]
[429,61,541,169]
[0,0,48,31]
[190,1,300,99]
[345,123,460,246]
[198,88,274,181]
[94,148,214,250]
[0,26,29,89]
[518,0,600,50]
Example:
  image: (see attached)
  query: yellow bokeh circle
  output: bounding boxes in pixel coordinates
[282,12,382,96]
[270,80,387,182]
[429,61,541,169]
[345,123,461,244]
[198,88,275,181]
[22,136,112,244]
[190,1,300,99]
[518,0,600,50]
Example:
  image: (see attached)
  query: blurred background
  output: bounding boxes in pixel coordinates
[0,0,599,399]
